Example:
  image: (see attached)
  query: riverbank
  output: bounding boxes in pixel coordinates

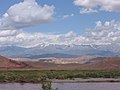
[0,70,120,83]
[51,78,120,83]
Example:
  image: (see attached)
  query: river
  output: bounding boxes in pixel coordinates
[0,83,120,90]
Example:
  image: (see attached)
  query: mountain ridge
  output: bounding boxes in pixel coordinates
[0,43,119,58]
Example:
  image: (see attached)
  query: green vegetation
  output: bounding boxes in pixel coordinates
[0,70,120,83]
[42,81,58,90]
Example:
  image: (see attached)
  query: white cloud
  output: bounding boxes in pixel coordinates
[80,8,97,14]
[74,0,120,14]
[0,0,55,30]
[62,13,74,19]
[0,20,120,47]
[0,30,19,37]
[84,20,120,45]
[96,21,102,27]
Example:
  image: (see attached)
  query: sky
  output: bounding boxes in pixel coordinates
[0,0,120,47]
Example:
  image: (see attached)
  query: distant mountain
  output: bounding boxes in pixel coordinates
[0,43,119,58]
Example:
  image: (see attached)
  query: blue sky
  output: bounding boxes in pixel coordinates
[0,0,119,34]
[0,0,120,47]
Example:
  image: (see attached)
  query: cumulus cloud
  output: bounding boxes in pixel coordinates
[80,8,97,14]
[0,0,55,30]
[84,20,120,45]
[0,31,77,47]
[0,30,19,37]
[0,20,120,47]
[74,0,120,14]
[62,13,74,19]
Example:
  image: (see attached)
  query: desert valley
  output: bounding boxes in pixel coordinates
[0,55,120,70]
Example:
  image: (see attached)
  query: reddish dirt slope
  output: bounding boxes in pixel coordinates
[0,56,31,69]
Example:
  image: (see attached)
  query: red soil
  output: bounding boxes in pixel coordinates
[0,56,32,69]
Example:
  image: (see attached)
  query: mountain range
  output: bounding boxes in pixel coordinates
[0,43,119,58]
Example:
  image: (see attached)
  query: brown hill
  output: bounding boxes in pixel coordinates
[0,56,31,69]
[87,57,120,70]
[22,57,120,70]
[1,56,120,70]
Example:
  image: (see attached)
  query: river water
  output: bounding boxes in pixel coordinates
[0,83,120,90]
